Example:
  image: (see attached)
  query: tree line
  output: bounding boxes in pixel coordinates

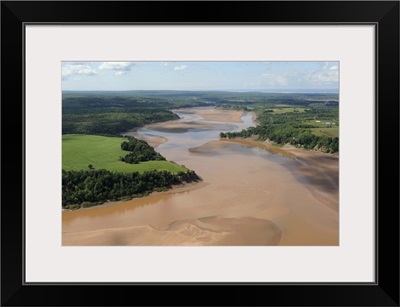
[62,169,200,209]
[120,137,165,164]
[62,110,178,136]
[220,106,339,153]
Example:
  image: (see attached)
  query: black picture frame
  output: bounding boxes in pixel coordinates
[1,1,399,306]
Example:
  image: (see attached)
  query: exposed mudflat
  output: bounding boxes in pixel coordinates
[63,107,338,246]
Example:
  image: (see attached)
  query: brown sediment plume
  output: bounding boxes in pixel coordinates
[137,136,168,148]
[63,143,338,246]
[63,107,338,246]
[284,147,339,212]
[190,138,338,213]
[223,138,338,212]
[121,130,168,148]
[62,216,282,246]
[218,138,295,158]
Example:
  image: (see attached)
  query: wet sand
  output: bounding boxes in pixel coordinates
[190,139,295,158]
[194,139,339,212]
[63,107,339,246]
[192,108,244,123]
[122,130,167,147]
[63,216,282,246]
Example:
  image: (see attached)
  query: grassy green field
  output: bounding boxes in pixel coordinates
[311,127,339,137]
[270,107,306,114]
[62,134,187,174]
[302,119,339,137]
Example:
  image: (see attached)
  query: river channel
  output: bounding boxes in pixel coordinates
[62,107,338,246]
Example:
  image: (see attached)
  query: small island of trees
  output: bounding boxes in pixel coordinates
[120,137,165,164]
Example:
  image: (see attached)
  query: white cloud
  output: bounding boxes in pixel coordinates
[174,65,187,72]
[62,64,97,79]
[246,73,288,89]
[319,62,330,70]
[260,73,287,86]
[99,62,135,75]
[305,66,338,85]
[329,65,338,70]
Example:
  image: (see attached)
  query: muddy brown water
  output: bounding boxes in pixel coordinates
[63,107,338,246]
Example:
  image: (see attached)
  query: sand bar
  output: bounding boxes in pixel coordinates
[63,107,338,246]
[193,108,245,123]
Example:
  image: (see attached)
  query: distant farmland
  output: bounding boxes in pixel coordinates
[304,119,339,138]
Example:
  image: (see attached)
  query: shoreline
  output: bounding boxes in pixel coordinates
[227,138,339,212]
[63,106,338,245]
[219,138,296,158]
[121,106,245,146]
[121,128,168,148]
[66,119,338,213]
[62,180,208,213]
[63,215,282,246]
[193,107,245,123]
[191,137,339,213]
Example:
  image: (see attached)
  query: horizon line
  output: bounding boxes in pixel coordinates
[62,89,339,93]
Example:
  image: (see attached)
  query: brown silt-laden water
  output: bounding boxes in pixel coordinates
[63,107,339,246]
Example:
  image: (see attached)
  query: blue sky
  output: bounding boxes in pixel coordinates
[62,61,339,92]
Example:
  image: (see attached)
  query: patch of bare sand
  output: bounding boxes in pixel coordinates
[138,136,167,147]
[129,122,236,135]
[149,122,220,133]
[62,216,281,246]
[63,181,208,215]
[123,107,247,136]
[190,138,338,213]
[63,142,338,245]
[121,129,168,148]
[63,121,338,246]
[191,138,295,158]
[285,148,339,212]
[196,108,244,123]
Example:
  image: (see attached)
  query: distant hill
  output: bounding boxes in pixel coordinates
[324,101,339,106]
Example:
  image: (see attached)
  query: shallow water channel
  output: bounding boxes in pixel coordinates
[63,107,338,246]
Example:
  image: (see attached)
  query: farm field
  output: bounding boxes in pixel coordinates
[311,127,339,137]
[270,107,306,113]
[61,61,340,246]
[302,119,339,137]
[62,134,187,174]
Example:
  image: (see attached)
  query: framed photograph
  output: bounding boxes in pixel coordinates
[2,1,399,306]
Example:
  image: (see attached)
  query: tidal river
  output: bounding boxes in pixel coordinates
[62,107,339,246]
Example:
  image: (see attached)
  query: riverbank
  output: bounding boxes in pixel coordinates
[121,127,168,147]
[63,215,282,246]
[284,147,339,212]
[63,107,338,246]
[62,179,207,213]
[122,108,246,140]
[191,137,338,212]
[192,107,245,123]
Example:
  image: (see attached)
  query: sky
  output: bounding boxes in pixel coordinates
[62,61,339,92]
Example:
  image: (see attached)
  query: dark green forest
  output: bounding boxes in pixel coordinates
[120,137,165,164]
[62,91,338,209]
[62,93,209,135]
[220,105,339,153]
[62,135,200,209]
[62,169,200,209]
[62,91,338,136]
